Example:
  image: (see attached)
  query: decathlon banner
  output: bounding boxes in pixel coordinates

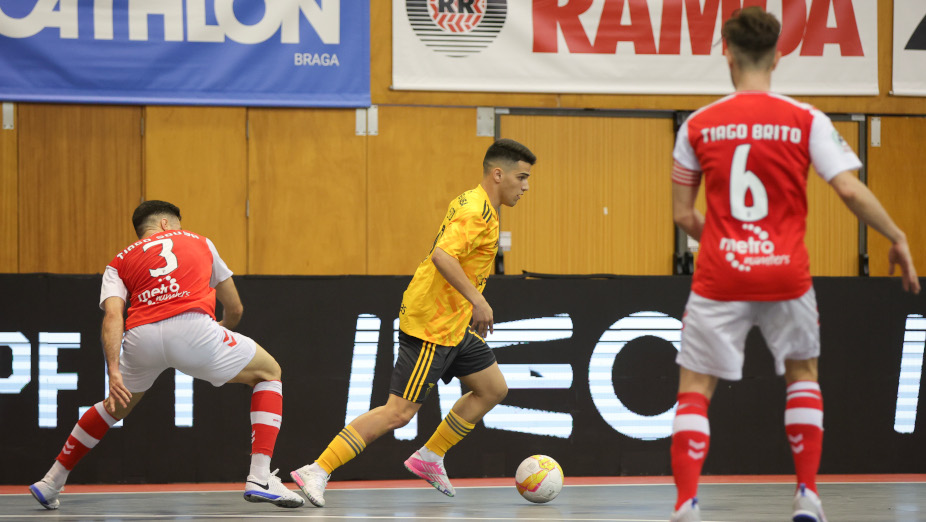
[893,0,926,96]
[0,1,369,107]
[393,0,877,95]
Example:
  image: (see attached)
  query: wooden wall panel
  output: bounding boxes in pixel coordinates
[805,120,861,276]
[144,107,248,274]
[500,115,676,275]
[0,103,17,272]
[867,117,926,278]
[19,104,142,273]
[248,109,366,275]
[367,106,495,275]
[372,0,926,115]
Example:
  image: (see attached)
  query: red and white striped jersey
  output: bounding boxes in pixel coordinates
[673,91,861,301]
[100,230,232,330]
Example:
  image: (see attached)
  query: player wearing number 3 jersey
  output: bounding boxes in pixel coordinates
[668,8,920,522]
[30,201,304,510]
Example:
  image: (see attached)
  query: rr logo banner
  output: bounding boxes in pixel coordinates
[405,0,506,57]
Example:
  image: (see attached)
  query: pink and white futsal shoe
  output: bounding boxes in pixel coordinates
[290,462,329,507]
[404,451,456,497]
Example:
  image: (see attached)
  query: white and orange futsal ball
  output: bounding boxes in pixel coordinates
[514,455,564,503]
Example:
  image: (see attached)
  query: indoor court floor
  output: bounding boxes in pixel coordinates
[1,475,924,521]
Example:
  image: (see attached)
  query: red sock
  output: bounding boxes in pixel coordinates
[250,380,283,456]
[55,402,118,470]
[671,392,710,510]
[785,381,823,493]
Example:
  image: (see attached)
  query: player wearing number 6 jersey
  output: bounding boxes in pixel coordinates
[291,139,535,507]
[29,201,303,510]
[669,8,920,522]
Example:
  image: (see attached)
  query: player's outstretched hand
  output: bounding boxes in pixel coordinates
[472,299,494,338]
[105,370,133,414]
[888,241,921,294]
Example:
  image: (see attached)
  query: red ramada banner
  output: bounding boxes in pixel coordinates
[393,0,878,95]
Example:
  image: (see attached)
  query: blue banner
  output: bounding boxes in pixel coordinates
[0,1,369,107]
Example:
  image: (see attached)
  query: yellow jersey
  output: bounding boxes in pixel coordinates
[400,184,499,346]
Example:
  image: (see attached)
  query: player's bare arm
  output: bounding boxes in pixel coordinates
[215,277,244,329]
[829,172,920,294]
[101,296,131,413]
[672,181,705,242]
[431,247,494,337]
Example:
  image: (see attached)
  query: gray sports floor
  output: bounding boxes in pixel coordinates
[2,481,925,521]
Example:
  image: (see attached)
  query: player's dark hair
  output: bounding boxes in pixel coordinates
[722,7,780,69]
[132,200,181,238]
[483,138,536,174]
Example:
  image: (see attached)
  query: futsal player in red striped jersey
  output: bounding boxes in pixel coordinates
[30,201,303,510]
[669,8,919,522]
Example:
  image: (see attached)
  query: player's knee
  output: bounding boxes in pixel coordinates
[265,357,282,381]
[490,384,508,405]
[384,403,417,429]
[475,383,507,406]
[398,406,421,428]
[244,358,281,386]
[254,353,282,382]
[784,358,818,384]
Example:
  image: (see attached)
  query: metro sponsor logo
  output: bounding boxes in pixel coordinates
[719,223,791,271]
[532,0,863,57]
[137,276,191,306]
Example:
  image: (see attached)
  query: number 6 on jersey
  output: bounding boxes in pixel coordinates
[729,144,768,222]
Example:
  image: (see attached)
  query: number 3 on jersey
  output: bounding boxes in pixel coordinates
[144,238,179,277]
[729,144,768,222]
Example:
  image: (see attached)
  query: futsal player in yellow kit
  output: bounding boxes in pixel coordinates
[291,138,536,507]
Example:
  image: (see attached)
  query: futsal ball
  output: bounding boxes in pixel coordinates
[514,455,564,503]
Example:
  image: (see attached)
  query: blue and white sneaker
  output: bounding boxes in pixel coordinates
[792,484,826,522]
[244,469,305,508]
[670,497,701,522]
[29,479,62,510]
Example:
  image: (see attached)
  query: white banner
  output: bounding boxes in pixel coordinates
[393,0,878,95]
[893,0,926,96]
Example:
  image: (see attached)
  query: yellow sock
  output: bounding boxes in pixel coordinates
[424,410,475,457]
[316,426,366,474]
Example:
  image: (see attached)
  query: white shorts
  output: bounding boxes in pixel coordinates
[677,288,820,381]
[120,311,258,393]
